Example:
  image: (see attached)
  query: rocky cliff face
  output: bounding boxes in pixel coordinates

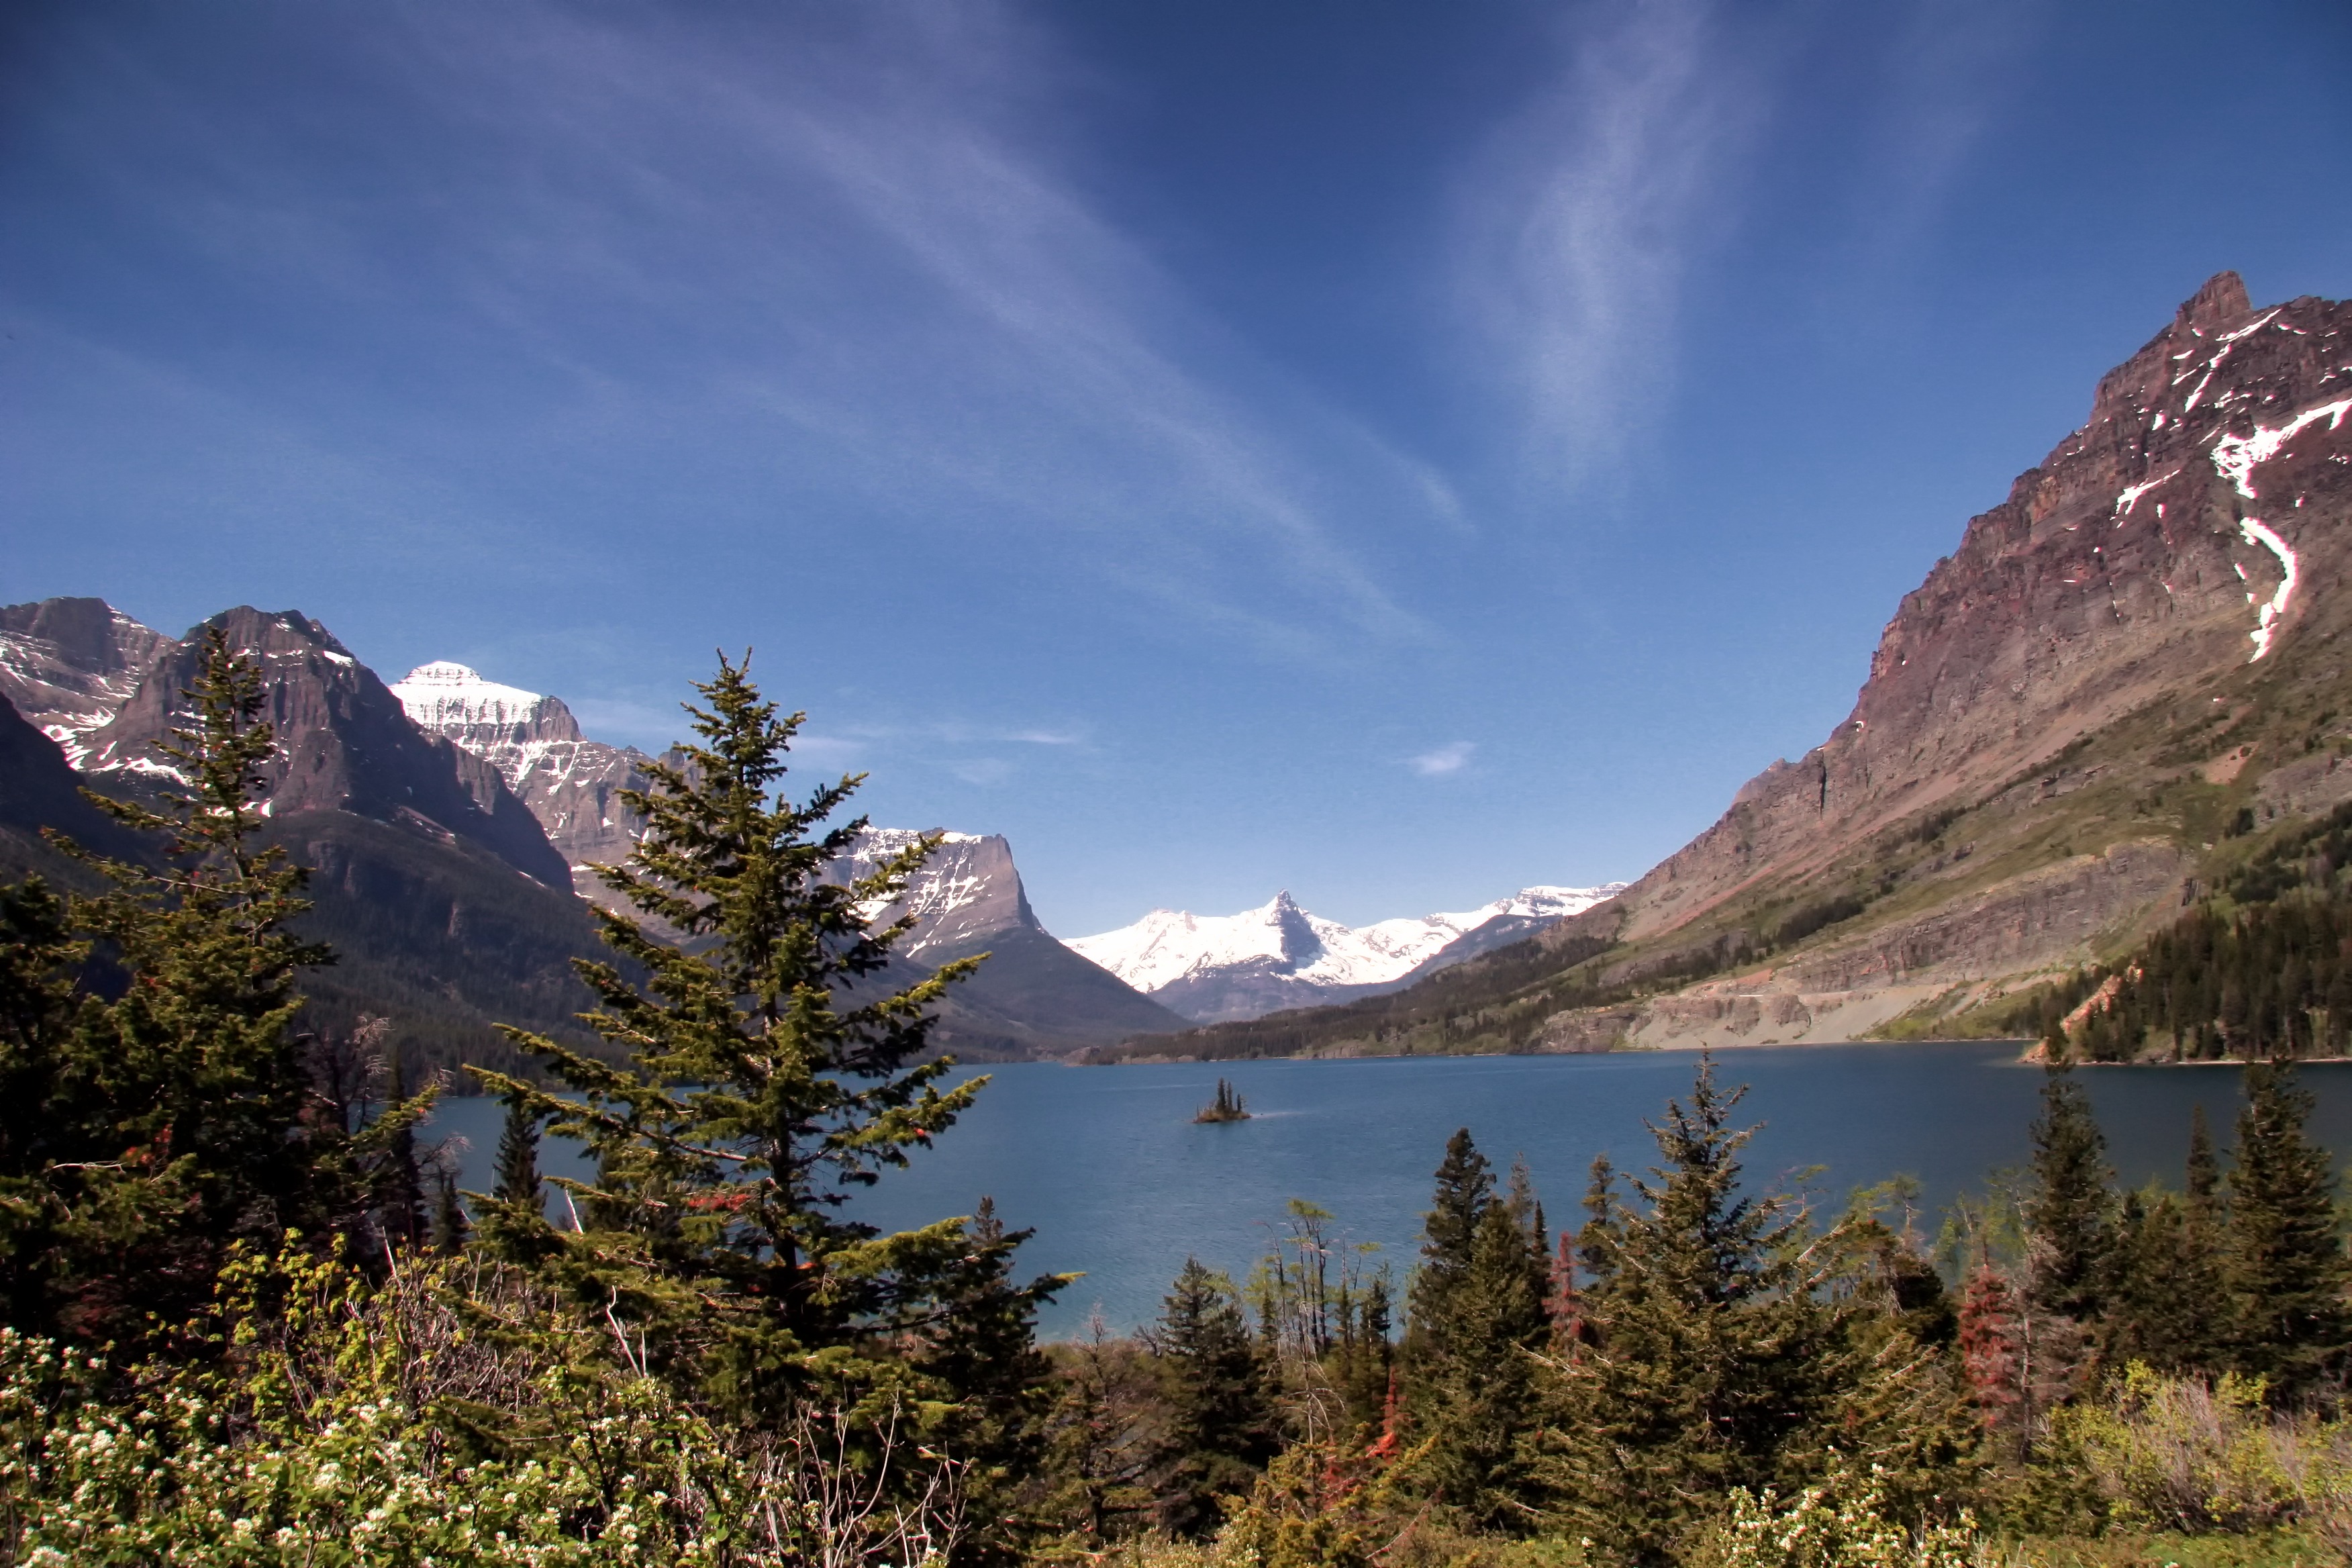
[81,608,571,890]
[834,829,1042,959]
[1549,273,2352,1045]
[390,663,650,876]
[1620,274,2349,946]
[0,597,175,756]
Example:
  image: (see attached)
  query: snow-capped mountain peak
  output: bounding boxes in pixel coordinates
[391,663,576,742]
[392,660,642,876]
[1065,882,1626,1023]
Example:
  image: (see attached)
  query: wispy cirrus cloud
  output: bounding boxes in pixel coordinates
[1408,740,1475,777]
[29,2,1459,665]
[1454,0,1758,497]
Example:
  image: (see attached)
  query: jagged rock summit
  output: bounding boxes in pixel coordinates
[0,597,175,756]
[388,658,1191,1057]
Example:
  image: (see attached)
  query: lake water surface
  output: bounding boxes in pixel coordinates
[424,1042,2352,1338]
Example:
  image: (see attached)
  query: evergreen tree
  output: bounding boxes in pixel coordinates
[2224,1060,2351,1401]
[2186,1102,2221,1207]
[1148,1257,1276,1537]
[376,1046,428,1251]
[429,1167,470,1254]
[2103,1112,2231,1376]
[2023,1066,2112,1324]
[1416,1189,1549,1528]
[1957,1261,2022,1444]
[7,630,342,1347]
[492,1088,543,1210]
[475,653,1067,1434]
[1534,1057,1963,1565]
[0,878,90,1332]
[1406,1128,1493,1358]
[909,1196,1061,1565]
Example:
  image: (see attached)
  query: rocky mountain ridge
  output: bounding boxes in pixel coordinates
[1069,885,1622,1023]
[1573,271,2352,1046]
[1104,273,2352,1063]
[0,603,1182,1062]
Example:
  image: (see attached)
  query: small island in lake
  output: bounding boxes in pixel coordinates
[1193,1077,1251,1122]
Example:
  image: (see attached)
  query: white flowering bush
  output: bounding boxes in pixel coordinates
[1708,1462,1983,1568]
[0,1241,963,1566]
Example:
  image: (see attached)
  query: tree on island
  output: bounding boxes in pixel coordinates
[1195,1077,1251,1122]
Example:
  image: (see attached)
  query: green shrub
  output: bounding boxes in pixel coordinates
[2055,1363,2352,1535]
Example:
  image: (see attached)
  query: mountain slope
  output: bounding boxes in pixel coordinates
[1068,885,1621,1023]
[1095,273,2352,1062]
[87,609,571,890]
[0,597,175,756]
[1,601,603,1074]
[832,828,1192,1057]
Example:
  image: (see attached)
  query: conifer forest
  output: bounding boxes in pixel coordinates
[10,646,2352,1568]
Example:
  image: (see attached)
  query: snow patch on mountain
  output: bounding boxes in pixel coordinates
[1067,883,1624,995]
[391,662,553,734]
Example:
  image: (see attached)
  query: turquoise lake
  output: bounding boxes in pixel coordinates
[422,1042,2352,1338]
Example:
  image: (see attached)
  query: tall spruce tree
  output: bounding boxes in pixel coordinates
[1410,1128,1493,1349]
[2103,1110,2230,1375]
[0,877,91,1333]
[2224,1060,2351,1401]
[1148,1257,1277,1538]
[1416,1187,1551,1528]
[476,653,1065,1434]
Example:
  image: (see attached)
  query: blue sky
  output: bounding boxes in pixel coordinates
[3,1,2349,937]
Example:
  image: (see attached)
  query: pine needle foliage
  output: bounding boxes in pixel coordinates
[1536,1057,1971,1566]
[2223,1061,2352,1402]
[476,652,1063,1429]
[0,629,375,1348]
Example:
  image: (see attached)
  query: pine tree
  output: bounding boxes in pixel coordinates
[2102,1110,2231,1376]
[2224,1060,2351,1401]
[1148,1257,1277,1538]
[475,653,1067,1432]
[492,1088,542,1210]
[2023,1066,2112,1323]
[1533,1057,1963,1565]
[376,1046,428,1251]
[0,877,91,1332]
[2186,1102,2220,1207]
[1956,1261,2022,1449]
[908,1196,1061,1565]
[429,1167,471,1254]
[1416,1189,1550,1528]
[21,630,342,1346]
[1406,1128,1493,1355]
